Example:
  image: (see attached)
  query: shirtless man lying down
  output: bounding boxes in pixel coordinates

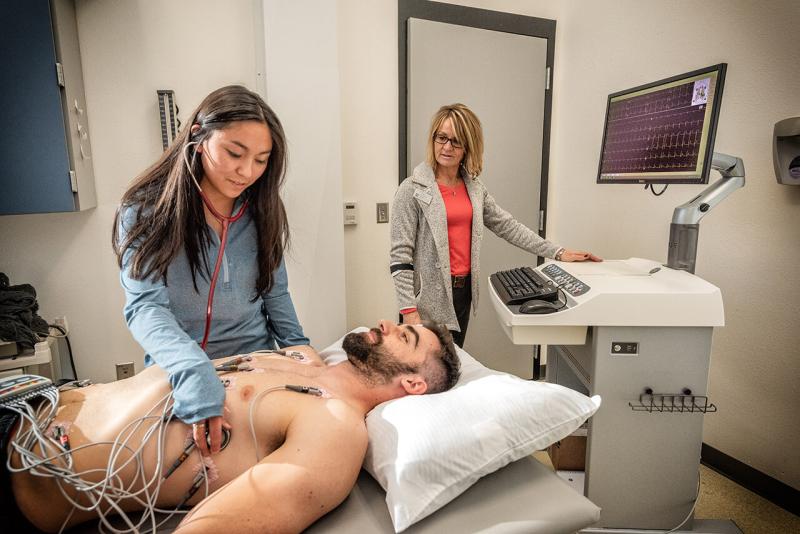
[1,320,459,533]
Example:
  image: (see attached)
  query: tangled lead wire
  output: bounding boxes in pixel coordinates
[5,388,205,534]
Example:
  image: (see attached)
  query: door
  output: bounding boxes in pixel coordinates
[401,1,554,377]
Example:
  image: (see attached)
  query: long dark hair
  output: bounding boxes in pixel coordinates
[112,85,289,297]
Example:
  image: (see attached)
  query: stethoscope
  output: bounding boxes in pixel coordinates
[184,141,248,350]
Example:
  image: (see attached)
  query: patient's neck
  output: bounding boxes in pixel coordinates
[318,361,406,415]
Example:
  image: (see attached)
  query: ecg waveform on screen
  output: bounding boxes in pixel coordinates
[600,80,709,175]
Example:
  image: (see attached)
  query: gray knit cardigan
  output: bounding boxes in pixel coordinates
[389,162,561,331]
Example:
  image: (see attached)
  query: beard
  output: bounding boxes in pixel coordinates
[342,329,418,385]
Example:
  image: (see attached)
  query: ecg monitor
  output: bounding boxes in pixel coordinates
[597,64,726,184]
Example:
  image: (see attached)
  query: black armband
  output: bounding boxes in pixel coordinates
[390,263,414,274]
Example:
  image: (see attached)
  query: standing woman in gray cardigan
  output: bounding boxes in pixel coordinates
[390,104,601,347]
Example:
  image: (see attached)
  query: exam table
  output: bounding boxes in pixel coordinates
[69,454,599,533]
[306,455,600,534]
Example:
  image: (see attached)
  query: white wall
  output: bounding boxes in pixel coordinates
[338,0,800,489]
[261,0,347,348]
[0,0,344,381]
[550,0,800,490]
[339,0,402,330]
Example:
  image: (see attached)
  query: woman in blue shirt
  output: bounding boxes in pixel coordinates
[112,85,310,455]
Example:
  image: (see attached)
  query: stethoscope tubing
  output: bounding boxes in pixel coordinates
[184,140,249,351]
[197,188,248,351]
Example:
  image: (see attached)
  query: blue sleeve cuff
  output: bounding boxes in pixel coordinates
[167,360,226,423]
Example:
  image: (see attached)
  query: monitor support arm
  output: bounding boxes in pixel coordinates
[666,152,745,273]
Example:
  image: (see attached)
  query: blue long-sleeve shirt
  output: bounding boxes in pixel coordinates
[118,204,309,423]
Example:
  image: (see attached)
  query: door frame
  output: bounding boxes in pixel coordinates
[398,0,556,239]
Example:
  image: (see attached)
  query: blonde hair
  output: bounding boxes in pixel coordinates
[425,103,484,178]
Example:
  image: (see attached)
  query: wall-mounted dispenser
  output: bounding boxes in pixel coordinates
[773,117,800,185]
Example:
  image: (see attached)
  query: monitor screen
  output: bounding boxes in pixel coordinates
[596,64,726,185]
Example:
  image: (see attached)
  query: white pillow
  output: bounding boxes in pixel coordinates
[319,327,601,533]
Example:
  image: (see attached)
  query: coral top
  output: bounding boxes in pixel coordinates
[438,180,473,276]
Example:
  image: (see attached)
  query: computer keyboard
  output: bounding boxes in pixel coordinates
[490,266,558,305]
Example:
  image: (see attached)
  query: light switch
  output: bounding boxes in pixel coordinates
[377,202,389,223]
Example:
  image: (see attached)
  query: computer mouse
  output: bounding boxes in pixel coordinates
[518,299,560,314]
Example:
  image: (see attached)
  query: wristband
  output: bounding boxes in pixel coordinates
[555,248,565,261]
[400,307,417,315]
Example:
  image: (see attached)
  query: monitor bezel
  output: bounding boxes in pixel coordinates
[596,63,727,185]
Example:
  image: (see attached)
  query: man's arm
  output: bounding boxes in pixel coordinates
[175,401,368,534]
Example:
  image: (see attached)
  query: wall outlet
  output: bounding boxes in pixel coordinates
[52,315,69,334]
[116,362,135,380]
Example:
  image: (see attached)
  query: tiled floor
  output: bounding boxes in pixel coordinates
[695,464,799,534]
[532,452,799,534]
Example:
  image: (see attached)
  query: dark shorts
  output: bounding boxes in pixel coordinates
[0,410,45,532]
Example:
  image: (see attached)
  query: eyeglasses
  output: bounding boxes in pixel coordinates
[433,132,463,149]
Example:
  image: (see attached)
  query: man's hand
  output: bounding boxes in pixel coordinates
[401,311,422,325]
[193,413,232,456]
[560,249,603,262]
